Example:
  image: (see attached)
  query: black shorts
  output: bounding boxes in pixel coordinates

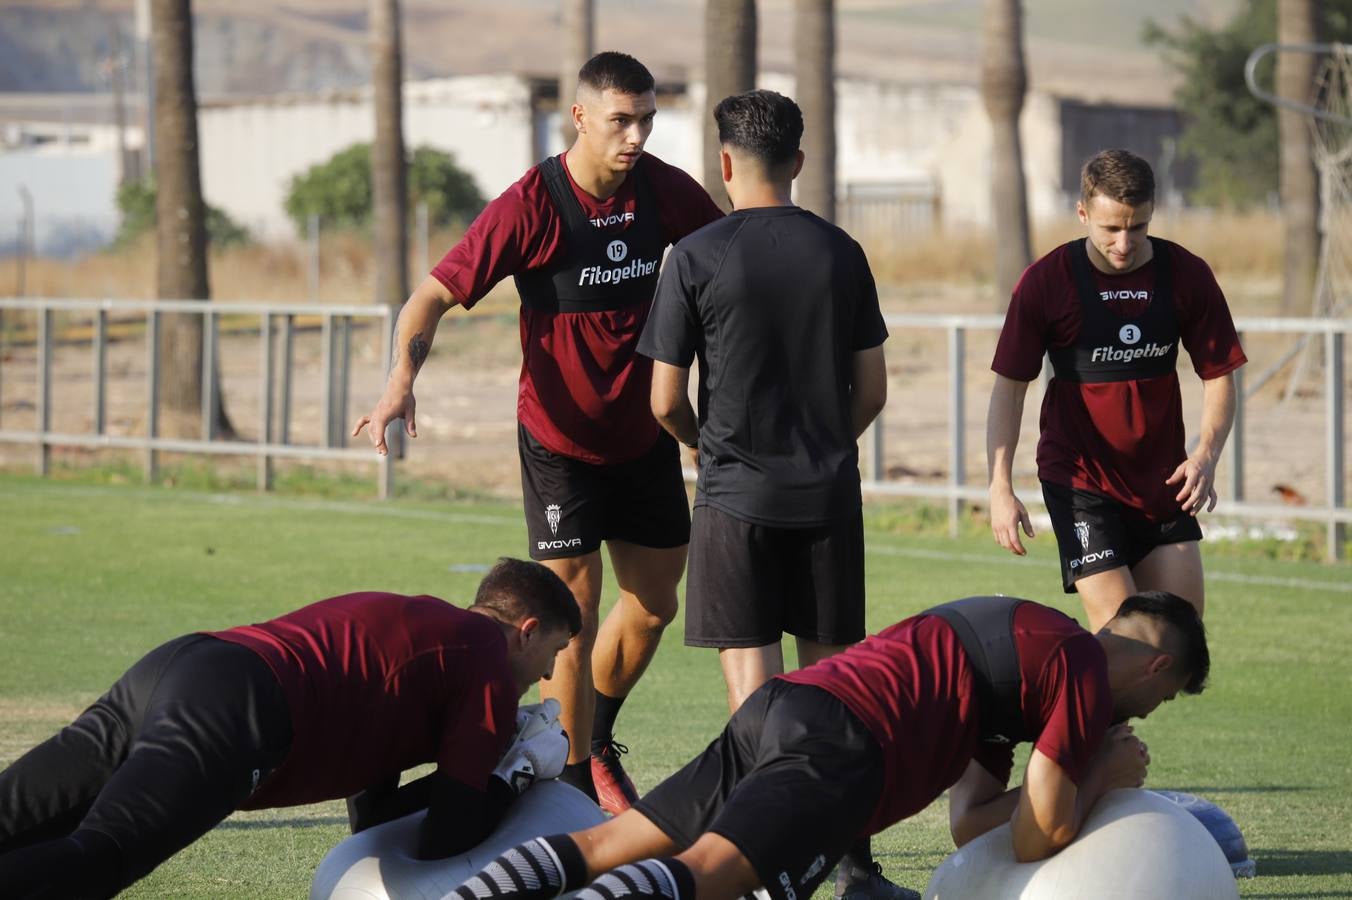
[518,423,691,560]
[684,505,865,648]
[1042,481,1203,593]
[633,679,882,900]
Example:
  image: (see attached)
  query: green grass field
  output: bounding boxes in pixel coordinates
[1,475,1350,898]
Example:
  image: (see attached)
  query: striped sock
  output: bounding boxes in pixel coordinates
[575,857,696,900]
[451,834,588,900]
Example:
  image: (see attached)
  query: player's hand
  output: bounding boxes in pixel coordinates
[1165,452,1218,516]
[352,385,417,456]
[989,485,1034,555]
[1095,724,1149,790]
[492,703,569,794]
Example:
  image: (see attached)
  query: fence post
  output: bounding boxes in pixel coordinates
[1327,330,1346,562]
[279,314,294,446]
[201,307,218,442]
[94,305,108,436]
[948,325,966,538]
[1228,336,1245,503]
[308,214,320,304]
[258,312,274,492]
[868,414,884,484]
[379,304,399,499]
[36,306,51,476]
[321,313,333,448]
[145,308,159,482]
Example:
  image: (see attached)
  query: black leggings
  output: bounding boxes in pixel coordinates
[0,634,292,898]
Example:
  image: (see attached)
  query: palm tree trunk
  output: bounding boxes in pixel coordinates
[795,0,835,221]
[559,0,594,150]
[371,0,408,310]
[703,0,757,210]
[1277,0,1319,314]
[981,0,1032,305]
[153,0,231,437]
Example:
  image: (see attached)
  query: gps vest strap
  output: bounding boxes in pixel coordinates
[1049,236,1180,384]
[512,155,664,314]
[925,595,1031,745]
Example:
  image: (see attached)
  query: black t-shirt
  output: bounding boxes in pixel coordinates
[637,205,888,525]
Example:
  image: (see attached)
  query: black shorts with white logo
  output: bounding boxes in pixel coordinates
[633,679,882,900]
[518,423,691,560]
[684,505,865,648]
[1042,481,1203,593]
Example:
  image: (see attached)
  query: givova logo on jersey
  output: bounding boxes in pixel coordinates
[1090,322,1174,364]
[1068,519,1116,569]
[538,503,582,552]
[577,238,659,286]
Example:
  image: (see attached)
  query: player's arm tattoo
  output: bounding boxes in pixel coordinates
[407,332,430,372]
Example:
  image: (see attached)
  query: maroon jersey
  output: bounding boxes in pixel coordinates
[780,603,1111,836]
[991,240,1246,519]
[432,152,723,464]
[208,593,518,808]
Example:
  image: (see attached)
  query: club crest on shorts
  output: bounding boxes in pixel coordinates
[546,503,561,536]
[1074,520,1091,551]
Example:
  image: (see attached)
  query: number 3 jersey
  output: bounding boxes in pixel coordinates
[991,238,1246,520]
[432,151,723,465]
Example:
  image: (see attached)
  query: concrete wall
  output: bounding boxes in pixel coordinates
[198,75,538,239]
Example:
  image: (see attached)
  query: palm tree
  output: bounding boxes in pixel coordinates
[559,0,594,149]
[1277,0,1319,314]
[703,0,757,209]
[795,0,835,221]
[152,0,231,436]
[980,0,1032,305]
[370,0,408,313]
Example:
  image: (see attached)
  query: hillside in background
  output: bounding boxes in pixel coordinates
[0,0,1239,105]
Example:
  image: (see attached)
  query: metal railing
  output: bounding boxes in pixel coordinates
[0,298,397,498]
[864,313,1350,561]
[0,300,1347,559]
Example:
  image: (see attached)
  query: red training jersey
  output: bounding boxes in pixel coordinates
[991,240,1246,519]
[432,152,724,464]
[781,602,1112,836]
[208,593,518,809]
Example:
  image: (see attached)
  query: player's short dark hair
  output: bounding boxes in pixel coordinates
[472,557,581,636]
[577,51,655,96]
[1115,591,1209,694]
[714,89,804,169]
[1081,148,1155,207]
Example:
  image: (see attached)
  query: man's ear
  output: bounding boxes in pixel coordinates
[518,616,542,644]
[1076,200,1089,225]
[572,102,586,135]
[790,149,805,179]
[721,148,734,184]
[1146,653,1174,678]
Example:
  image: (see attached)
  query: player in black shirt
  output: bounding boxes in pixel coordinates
[636,89,900,900]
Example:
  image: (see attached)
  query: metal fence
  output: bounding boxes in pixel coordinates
[864,313,1349,561]
[0,297,397,497]
[0,300,1347,559]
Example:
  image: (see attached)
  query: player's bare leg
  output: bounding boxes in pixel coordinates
[1131,541,1205,620]
[572,810,682,877]
[540,552,604,794]
[595,541,684,699]
[676,832,764,898]
[588,540,684,812]
[1072,566,1138,632]
[718,644,784,713]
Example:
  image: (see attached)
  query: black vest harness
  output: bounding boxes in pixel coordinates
[1047,237,1180,384]
[513,155,665,314]
[925,595,1033,745]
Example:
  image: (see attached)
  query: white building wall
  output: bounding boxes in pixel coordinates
[199,75,537,240]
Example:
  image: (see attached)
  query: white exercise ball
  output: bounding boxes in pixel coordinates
[924,788,1239,900]
[310,780,607,900]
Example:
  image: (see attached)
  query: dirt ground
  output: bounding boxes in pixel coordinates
[1,283,1346,525]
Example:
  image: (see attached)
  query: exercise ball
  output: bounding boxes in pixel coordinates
[923,788,1239,899]
[310,780,606,900]
[1149,790,1256,878]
